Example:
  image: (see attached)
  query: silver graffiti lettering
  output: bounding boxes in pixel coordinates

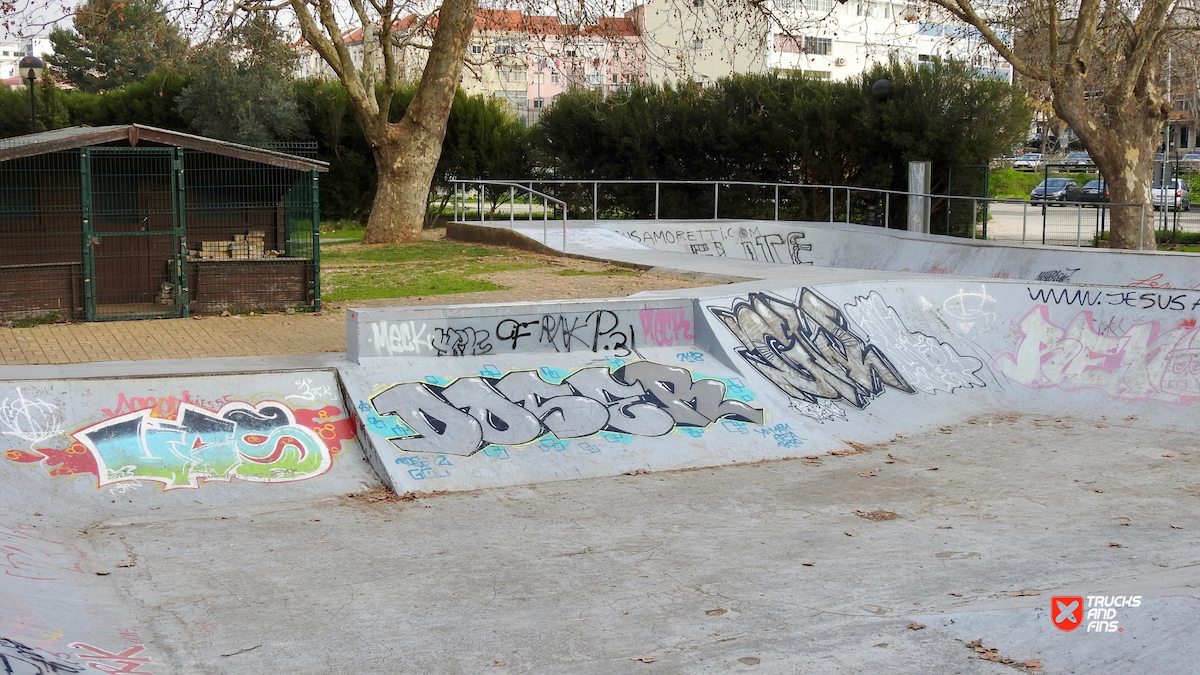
[711,289,914,410]
[370,362,765,456]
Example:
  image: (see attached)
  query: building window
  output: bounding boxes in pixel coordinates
[693,38,705,49]
[471,43,482,55]
[780,0,833,12]
[533,98,544,109]
[1183,126,1191,149]
[534,72,544,84]
[694,0,705,6]
[803,70,832,80]
[551,72,559,83]
[611,73,618,83]
[803,37,832,55]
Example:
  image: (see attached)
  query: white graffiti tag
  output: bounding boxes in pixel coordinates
[941,286,997,334]
[844,292,986,395]
[0,388,64,447]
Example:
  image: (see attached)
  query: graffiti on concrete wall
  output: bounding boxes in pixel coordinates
[368,309,642,358]
[3,397,355,491]
[0,389,64,449]
[369,361,764,457]
[0,524,88,582]
[619,225,815,265]
[0,636,160,675]
[845,291,986,395]
[996,306,1200,402]
[710,289,915,421]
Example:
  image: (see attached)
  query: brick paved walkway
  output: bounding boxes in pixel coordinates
[0,268,705,366]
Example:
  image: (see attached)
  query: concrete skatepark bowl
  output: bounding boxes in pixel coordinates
[2,216,1198,674]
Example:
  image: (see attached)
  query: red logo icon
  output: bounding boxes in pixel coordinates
[1052,596,1084,631]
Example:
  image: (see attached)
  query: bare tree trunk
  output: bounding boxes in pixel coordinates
[1054,85,1163,250]
[360,0,480,244]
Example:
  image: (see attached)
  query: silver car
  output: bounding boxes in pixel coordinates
[1152,177,1192,211]
[1012,153,1044,171]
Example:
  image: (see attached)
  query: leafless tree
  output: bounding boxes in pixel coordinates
[915,0,1200,249]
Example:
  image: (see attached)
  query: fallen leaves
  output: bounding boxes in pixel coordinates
[705,608,728,616]
[630,656,656,663]
[854,509,900,521]
[1170,524,1184,529]
[1095,489,1105,493]
[623,468,649,476]
[936,525,953,530]
[938,427,952,434]
[948,592,963,597]
[907,623,925,630]
[1163,454,1175,458]
[1125,415,1138,420]
[845,531,859,537]
[1011,590,1040,597]
[965,640,1042,671]
[94,570,109,576]
[117,561,135,568]
[801,561,815,566]
[1095,423,1109,428]
[927,467,939,471]
[1109,542,1123,548]
[859,470,877,478]
[492,661,506,667]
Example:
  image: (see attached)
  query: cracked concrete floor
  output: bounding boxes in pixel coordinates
[66,412,1200,674]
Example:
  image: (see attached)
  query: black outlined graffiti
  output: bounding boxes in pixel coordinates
[787,232,814,265]
[495,310,634,357]
[1035,268,1081,283]
[844,291,986,395]
[688,242,727,257]
[0,637,87,674]
[710,290,915,410]
[431,327,493,356]
[370,362,764,456]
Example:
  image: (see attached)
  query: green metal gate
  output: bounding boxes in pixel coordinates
[82,147,186,321]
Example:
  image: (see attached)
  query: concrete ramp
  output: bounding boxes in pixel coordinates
[491,218,1200,288]
[342,277,1199,495]
[0,370,372,672]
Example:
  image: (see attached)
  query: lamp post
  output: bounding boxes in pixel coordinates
[18,55,44,135]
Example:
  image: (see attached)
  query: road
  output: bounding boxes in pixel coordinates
[984,201,1199,243]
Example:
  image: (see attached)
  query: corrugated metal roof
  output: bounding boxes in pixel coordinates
[0,125,329,172]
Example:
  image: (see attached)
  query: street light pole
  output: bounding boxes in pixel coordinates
[18,55,44,135]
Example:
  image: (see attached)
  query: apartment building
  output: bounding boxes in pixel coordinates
[325,10,643,125]
[628,0,1011,84]
[0,33,54,86]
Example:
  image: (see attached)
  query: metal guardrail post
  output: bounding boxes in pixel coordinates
[1076,204,1082,247]
[480,185,485,225]
[454,183,458,222]
[528,185,534,221]
[562,204,567,251]
[972,200,977,239]
[884,192,890,228]
[774,184,779,221]
[1021,201,1027,244]
[655,182,660,220]
[543,195,548,244]
[509,186,514,227]
[846,188,851,224]
[714,182,719,219]
[593,182,598,220]
[1139,204,1146,250]
[829,187,834,222]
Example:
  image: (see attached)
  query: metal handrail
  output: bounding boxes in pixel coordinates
[450,178,1152,250]
[451,179,568,251]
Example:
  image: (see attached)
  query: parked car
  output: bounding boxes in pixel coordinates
[1179,153,1200,172]
[1062,152,1094,168]
[1012,153,1044,171]
[1078,179,1109,206]
[1031,178,1081,205]
[1152,177,1191,211]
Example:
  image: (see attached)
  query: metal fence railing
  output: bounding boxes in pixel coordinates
[451,180,568,250]
[449,179,1155,251]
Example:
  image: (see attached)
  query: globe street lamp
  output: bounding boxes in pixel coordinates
[18,55,44,135]
[871,78,894,102]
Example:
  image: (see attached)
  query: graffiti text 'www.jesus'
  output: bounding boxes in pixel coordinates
[370,362,764,456]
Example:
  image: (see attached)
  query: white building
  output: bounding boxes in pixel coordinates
[630,0,1012,85]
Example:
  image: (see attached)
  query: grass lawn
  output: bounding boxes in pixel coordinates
[319,231,542,302]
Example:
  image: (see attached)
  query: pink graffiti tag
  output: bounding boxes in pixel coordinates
[69,643,156,675]
[995,306,1200,402]
[638,308,694,347]
[0,523,88,581]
